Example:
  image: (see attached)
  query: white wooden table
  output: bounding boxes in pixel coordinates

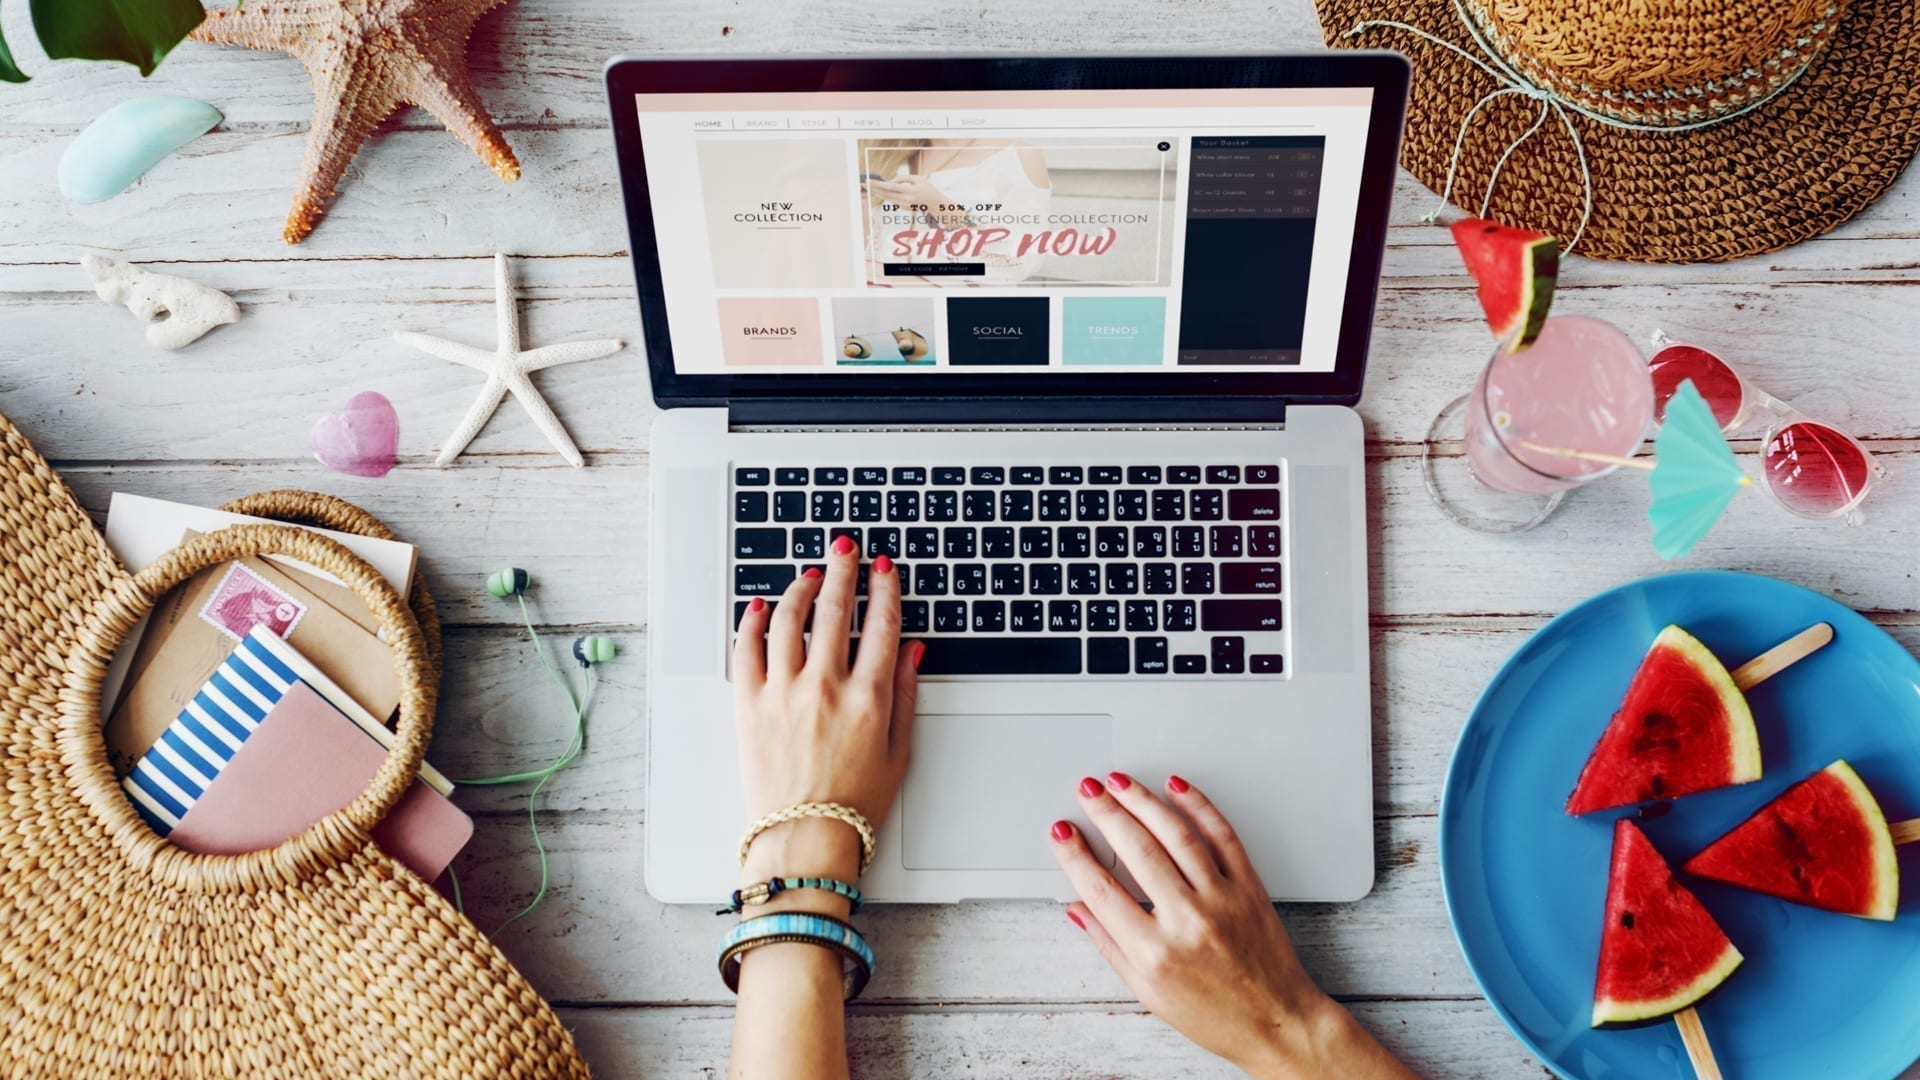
[4,2,1918,1075]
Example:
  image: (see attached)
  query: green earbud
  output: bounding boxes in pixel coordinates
[572,636,617,667]
[487,568,531,597]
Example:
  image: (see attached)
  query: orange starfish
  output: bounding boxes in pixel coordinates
[191,0,520,244]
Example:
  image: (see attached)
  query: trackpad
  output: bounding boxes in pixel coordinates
[903,714,1115,870]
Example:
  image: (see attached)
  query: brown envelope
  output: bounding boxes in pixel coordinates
[106,554,401,776]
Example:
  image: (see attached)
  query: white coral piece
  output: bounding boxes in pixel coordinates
[80,254,241,350]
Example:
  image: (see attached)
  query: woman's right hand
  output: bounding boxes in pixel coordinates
[1050,774,1416,1079]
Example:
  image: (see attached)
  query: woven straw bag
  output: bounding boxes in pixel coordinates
[0,411,591,1077]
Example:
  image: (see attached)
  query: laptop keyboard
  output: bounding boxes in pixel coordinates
[730,462,1284,676]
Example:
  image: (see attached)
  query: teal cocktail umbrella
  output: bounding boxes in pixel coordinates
[1647,379,1751,559]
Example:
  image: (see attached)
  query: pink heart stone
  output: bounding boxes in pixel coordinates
[310,391,398,477]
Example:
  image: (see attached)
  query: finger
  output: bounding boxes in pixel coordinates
[1104,771,1224,888]
[1166,775,1260,884]
[853,554,901,688]
[732,595,770,694]
[767,567,822,680]
[1064,901,1143,987]
[1078,776,1193,905]
[1049,817,1154,944]
[804,535,859,674]
[888,640,923,765]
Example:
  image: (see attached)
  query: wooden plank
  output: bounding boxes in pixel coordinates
[553,999,1559,1080]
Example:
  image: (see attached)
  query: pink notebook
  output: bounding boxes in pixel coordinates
[169,682,472,880]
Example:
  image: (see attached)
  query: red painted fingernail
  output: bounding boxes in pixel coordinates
[1079,777,1104,798]
[803,567,822,579]
[1106,771,1132,791]
[1050,820,1074,842]
[909,640,926,671]
[1066,909,1086,929]
[1167,774,1190,794]
[833,535,856,555]
[874,554,893,574]
[748,596,766,612]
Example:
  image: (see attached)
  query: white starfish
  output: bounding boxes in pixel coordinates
[396,253,623,467]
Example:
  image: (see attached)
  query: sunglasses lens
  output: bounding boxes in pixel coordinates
[1649,345,1744,429]
[1761,421,1875,518]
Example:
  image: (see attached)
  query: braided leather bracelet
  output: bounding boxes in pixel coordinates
[738,802,876,875]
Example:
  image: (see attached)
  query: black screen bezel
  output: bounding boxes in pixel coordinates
[604,54,1409,409]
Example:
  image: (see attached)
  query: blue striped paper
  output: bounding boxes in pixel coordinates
[122,626,302,835]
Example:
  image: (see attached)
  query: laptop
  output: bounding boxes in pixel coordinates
[608,55,1410,903]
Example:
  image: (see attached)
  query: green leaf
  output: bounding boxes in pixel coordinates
[0,6,30,83]
[29,0,205,77]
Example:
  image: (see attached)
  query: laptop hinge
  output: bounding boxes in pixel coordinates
[726,396,1288,427]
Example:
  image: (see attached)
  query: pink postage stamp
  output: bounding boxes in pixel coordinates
[198,563,307,641]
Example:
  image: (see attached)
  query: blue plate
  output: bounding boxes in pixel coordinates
[1441,571,1920,1079]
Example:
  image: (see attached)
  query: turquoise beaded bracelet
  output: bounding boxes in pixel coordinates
[718,912,874,1001]
[718,876,864,916]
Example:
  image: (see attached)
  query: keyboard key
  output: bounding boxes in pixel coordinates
[775,491,807,522]
[735,565,796,595]
[1252,653,1284,674]
[775,467,808,486]
[1210,526,1243,558]
[892,466,927,485]
[1048,600,1082,631]
[933,467,967,486]
[1049,466,1084,485]
[792,528,825,559]
[1076,490,1110,521]
[887,491,921,522]
[1181,563,1215,594]
[943,527,976,559]
[1127,466,1162,485]
[1132,526,1166,558]
[1019,527,1054,559]
[1164,599,1197,632]
[815,467,848,486]
[1088,637,1129,674]
[1174,654,1207,673]
[934,601,968,633]
[1228,488,1280,520]
[1152,490,1185,521]
[868,528,901,558]
[1115,490,1148,521]
[1011,600,1044,631]
[735,599,774,628]
[906,528,940,559]
[736,467,770,486]
[1135,637,1169,674]
[982,527,1015,559]
[1067,563,1101,594]
[1095,527,1128,558]
[971,466,1005,485]
[918,638,1082,675]
[811,491,845,521]
[901,601,930,633]
[1029,563,1063,595]
[1000,490,1034,521]
[1058,527,1092,558]
[1190,490,1224,521]
[1248,525,1281,557]
[1010,466,1045,485]
[850,491,883,521]
[991,563,1024,595]
[953,564,987,595]
[1206,466,1240,484]
[1173,526,1205,557]
[915,564,949,595]
[1104,563,1138,595]
[1168,466,1202,484]
[1089,466,1124,485]
[853,467,888,486]
[963,491,996,521]
[1202,599,1283,631]
[734,528,784,560]
[1221,562,1283,594]
[971,601,1006,633]
[1211,636,1246,674]
[735,491,769,522]
[925,491,958,521]
[1143,563,1176,594]
[1039,490,1073,520]
[1125,600,1158,632]
[1246,464,1280,484]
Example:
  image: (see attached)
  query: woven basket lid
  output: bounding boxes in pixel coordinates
[1318,0,1920,262]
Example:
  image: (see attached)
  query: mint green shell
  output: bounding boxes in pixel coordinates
[58,96,222,204]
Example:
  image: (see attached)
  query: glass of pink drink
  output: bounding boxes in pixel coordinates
[1424,315,1654,532]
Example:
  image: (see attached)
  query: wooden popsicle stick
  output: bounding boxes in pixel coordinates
[1730,622,1834,692]
[1516,439,1656,471]
[1674,1006,1724,1080]
[1889,819,1920,846]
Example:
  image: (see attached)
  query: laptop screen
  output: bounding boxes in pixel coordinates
[631,86,1376,378]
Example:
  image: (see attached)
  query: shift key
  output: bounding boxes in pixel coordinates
[1202,599,1283,631]
[1220,562,1282,593]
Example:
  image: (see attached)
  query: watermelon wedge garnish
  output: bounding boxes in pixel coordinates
[1566,625,1762,816]
[1593,820,1744,1026]
[1683,760,1900,921]
[1450,217,1558,352]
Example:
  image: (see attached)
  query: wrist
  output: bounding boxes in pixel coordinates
[741,817,862,885]
[1235,990,1351,1080]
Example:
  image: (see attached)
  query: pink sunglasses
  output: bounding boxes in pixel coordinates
[1648,332,1885,522]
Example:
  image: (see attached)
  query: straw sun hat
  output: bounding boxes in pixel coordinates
[1317,0,1920,262]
